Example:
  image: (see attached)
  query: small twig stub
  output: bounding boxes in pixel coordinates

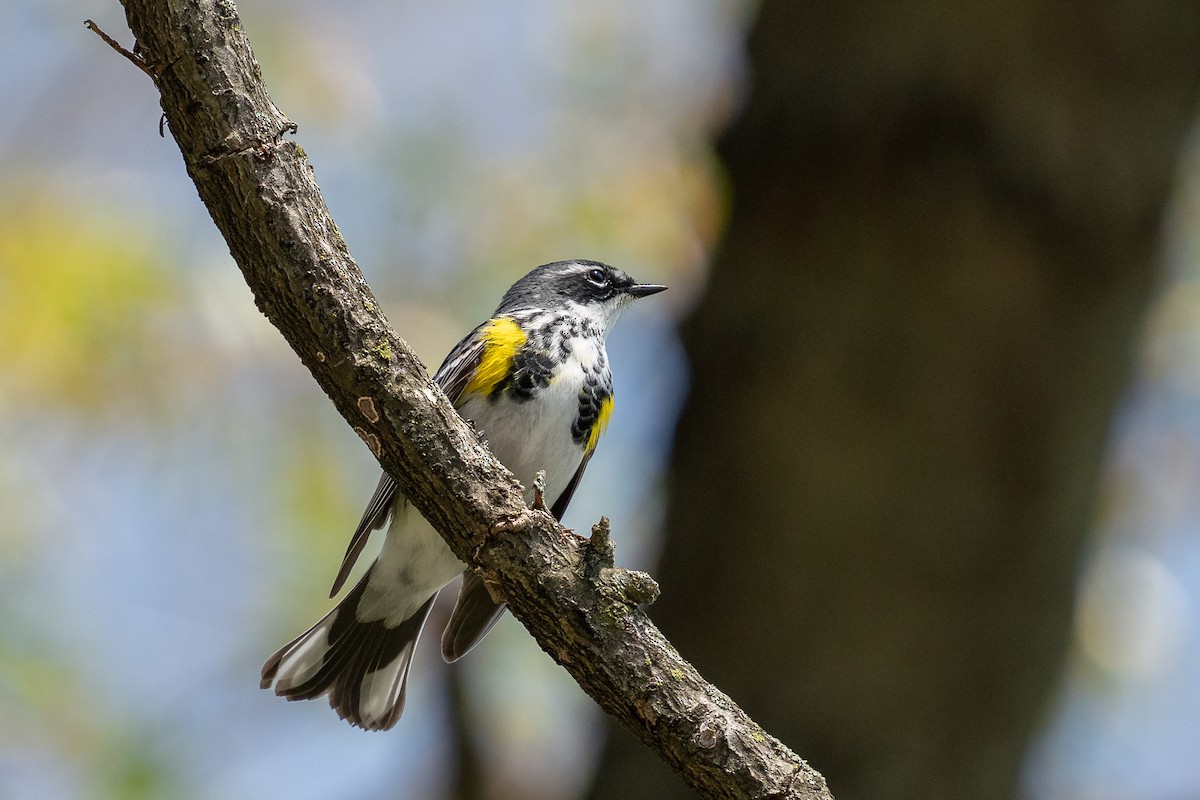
[532,469,548,512]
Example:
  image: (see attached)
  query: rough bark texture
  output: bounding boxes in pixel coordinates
[105,2,831,798]
[588,2,1200,800]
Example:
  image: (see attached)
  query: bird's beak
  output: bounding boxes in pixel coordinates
[626,283,667,298]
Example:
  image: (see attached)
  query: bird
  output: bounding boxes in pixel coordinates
[260,259,666,730]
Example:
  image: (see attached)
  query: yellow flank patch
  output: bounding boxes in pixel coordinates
[463,317,526,397]
[587,394,615,453]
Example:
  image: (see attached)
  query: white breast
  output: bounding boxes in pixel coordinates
[456,333,603,506]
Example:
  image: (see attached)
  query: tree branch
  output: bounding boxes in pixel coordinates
[104,3,831,798]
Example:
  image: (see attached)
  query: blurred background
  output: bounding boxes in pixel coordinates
[2,1,1199,799]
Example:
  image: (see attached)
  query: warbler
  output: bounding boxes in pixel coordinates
[260,259,666,730]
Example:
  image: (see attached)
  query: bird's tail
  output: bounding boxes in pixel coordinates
[260,569,437,731]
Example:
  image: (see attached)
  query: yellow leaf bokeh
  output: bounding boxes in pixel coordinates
[0,189,177,415]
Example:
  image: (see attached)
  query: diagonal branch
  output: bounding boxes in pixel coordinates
[104,3,832,798]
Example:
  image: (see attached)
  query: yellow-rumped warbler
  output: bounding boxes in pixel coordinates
[260,259,666,730]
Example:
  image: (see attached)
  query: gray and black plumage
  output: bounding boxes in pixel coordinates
[260,260,665,730]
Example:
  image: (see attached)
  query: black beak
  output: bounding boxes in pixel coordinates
[626,283,667,298]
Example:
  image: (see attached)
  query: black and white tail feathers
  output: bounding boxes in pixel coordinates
[260,568,436,731]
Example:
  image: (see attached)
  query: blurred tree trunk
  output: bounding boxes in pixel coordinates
[588,2,1200,799]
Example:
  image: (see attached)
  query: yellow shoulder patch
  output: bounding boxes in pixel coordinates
[587,394,615,453]
[463,317,526,397]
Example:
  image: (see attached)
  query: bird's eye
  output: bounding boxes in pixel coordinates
[586,268,607,286]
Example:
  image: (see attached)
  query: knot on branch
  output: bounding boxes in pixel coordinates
[584,517,660,606]
[610,568,661,605]
[694,706,742,754]
[584,516,615,575]
[696,716,725,750]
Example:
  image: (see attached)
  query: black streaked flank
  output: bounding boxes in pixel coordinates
[572,375,611,447]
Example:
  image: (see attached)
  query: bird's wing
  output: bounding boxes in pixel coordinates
[440,570,507,662]
[550,448,594,521]
[327,325,489,597]
[327,471,400,597]
[432,322,494,406]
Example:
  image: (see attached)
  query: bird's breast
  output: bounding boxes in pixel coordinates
[457,334,610,505]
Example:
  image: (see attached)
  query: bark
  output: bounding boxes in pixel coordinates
[588,2,1200,799]
[96,2,832,798]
